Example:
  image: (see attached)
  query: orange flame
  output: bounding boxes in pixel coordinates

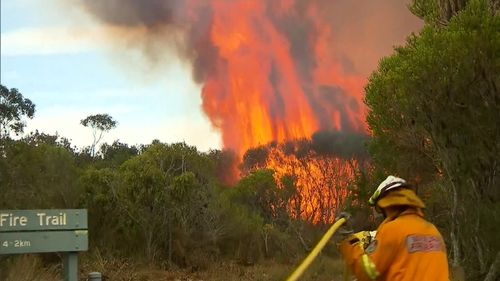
[76,0,419,221]
[196,1,368,217]
[77,0,421,157]
[198,1,367,156]
[249,144,359,224]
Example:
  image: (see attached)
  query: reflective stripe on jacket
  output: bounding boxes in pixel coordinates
[339,209,449,281]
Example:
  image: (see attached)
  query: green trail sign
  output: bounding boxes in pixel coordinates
[0,209,87,232]
[1,230,88,254]
[0,209,88,281]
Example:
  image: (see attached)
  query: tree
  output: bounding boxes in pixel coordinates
[0,137,80,209]
[0,85,35,139]
[410,0,498,25]
[365,1,499,279]
[99,140,139,168]
[80,113,117,157]
[81,141,223,264]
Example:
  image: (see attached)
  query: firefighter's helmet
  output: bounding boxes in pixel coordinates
[368,175,425,210]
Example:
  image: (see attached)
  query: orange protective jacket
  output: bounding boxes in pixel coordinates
[339,209,449,281]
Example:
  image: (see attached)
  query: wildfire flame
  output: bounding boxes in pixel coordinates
[75,0,425,154]
[198,0,367,156]
[265,145,358,224]
[76,0,421,221]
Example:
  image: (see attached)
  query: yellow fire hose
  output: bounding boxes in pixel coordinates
[285,217,347,281]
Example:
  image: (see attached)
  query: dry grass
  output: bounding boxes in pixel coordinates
[80,249,141,281]
[0,252,467,281]
[2,251,346,281]
[79,254,345,281]
[2,255,59,281]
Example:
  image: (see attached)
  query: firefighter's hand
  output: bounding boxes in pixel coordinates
[338,236,364,263]
[345,231,373,249]
[335,211,351,222]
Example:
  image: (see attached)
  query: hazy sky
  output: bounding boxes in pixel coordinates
[1,0,221,151]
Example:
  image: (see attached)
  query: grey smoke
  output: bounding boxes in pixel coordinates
[76,0,420,149]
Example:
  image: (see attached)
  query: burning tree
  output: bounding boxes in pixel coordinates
[75,0,419,225]
[242,131,369,224]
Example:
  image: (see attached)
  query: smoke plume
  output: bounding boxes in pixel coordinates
[76,0,422,155]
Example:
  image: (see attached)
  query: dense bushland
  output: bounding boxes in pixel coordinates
[0,1,498,280]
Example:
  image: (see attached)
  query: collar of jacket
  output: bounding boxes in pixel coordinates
[383,207,424,223]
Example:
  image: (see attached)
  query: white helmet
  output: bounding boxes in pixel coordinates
[368,175,407,206]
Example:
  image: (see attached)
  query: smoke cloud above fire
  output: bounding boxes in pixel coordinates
[75,0,421,156]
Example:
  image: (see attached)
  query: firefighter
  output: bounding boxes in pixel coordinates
[338,175,449,280]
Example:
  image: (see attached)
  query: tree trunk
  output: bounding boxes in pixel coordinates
[484,251,500,281]
[474,234,487,273]
[450,183,461,267]
[167,221,173,265]
[471,180,487,273]
[145,228,154,262]
[439,0,468,22]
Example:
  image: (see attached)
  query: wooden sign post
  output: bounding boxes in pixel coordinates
[0,209,88,281]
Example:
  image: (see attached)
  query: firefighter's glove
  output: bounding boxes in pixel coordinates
[338,231,377,270]
[338,236,363,265]
[345,231,373,250]
[335,211,351,222]
[333,211,353,242]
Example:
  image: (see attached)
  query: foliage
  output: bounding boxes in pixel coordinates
[208,149,239,185]
[2,3,498,279]
[241,131,368,174]
[80,113,117,157]
[365,0,499,279]
[241,137,366,224]
[231,169,287,223]
[0,137,80,209]
[99,140,139,167]
[409,0,440,23]
[80,113,117,132]
[0,85,35,138]
[310,131,369,160]
[0,255,59,281]
[409,0,499,25]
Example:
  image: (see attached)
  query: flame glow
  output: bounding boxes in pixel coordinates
[77,0,421,221]
[77,0,421,156]
[198,0,366,156]
[246,143,360,224]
